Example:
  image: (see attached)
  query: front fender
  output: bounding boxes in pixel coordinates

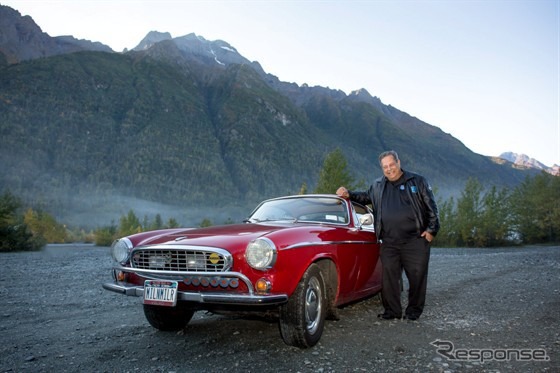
[266,243,337,297]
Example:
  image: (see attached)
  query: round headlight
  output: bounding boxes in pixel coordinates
[111,237,133,264]
[245,237,277,270]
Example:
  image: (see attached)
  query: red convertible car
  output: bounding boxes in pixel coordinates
[103,194,382,348]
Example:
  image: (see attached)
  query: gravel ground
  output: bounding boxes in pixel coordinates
[1,244,558,372]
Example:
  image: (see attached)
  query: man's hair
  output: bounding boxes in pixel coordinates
[378,150,399,165]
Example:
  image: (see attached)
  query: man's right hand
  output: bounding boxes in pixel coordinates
[336,187,349,198]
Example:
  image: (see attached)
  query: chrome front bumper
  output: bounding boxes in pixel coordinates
[102,266,288,306]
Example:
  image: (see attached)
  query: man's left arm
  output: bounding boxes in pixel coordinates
[419,177,440,237]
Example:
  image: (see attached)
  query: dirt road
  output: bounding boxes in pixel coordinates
[1,244,558,372]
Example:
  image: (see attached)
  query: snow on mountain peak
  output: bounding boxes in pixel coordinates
[499,152,558,175]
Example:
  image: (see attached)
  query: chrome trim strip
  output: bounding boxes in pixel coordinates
[136,244,228,252]
[112,265,255,294]
[283,240,377,250]
[102,282,288,306]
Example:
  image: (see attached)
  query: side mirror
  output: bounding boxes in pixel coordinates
[359,213,373,226]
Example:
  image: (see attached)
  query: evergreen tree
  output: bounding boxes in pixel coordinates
[435,196,457,247]
[477,186,512,246]
[511,172,560,243]
[199,218,212,227]
[151,214,163,230]
[0,191,45,252]
[455,178,483,247]
[314,148,356,194]
[166,218,180,228]
[118,210,142,236]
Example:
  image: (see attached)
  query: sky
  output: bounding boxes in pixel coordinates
[3,0,559,167]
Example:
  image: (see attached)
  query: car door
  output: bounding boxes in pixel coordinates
[334,203,381,304]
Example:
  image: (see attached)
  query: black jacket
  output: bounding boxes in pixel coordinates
[348,170,440,241]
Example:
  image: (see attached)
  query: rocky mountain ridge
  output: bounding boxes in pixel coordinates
[2,4,552,173]
[0,5,112,65]
[499,152,559,176]
[0,4,547,227]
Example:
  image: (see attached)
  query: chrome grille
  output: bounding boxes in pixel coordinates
[131,248,231,272]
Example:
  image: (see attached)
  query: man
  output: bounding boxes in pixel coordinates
[336,150,439,321]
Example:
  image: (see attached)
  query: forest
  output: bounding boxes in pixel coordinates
[1,149,558,252]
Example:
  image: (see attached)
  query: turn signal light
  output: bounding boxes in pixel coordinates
[116,271,127,282]
[255,278,271,294]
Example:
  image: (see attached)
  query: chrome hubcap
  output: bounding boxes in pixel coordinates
[305,276,322,334]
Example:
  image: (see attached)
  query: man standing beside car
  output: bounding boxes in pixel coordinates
[336,150,439,321]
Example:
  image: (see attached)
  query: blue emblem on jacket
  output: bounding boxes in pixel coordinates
[410,186,418,193]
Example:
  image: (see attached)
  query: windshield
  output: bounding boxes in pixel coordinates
[248,196,349,225]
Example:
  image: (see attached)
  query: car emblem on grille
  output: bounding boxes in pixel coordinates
[208,252,220,264]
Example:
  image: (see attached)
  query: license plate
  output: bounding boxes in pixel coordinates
[143,280,178,307]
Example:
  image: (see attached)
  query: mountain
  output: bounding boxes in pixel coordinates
[132,31,172,51]
[0,5,112,66]
[498,152,559,176]
[0,5,541,227]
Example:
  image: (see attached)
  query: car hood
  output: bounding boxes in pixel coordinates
[133,223,285,249]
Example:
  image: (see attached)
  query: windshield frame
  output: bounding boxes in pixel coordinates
[247,195,351,226]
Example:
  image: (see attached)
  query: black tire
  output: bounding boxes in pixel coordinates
[143,303,195,331]
[279,263,326,348]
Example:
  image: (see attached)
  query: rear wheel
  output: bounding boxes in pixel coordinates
[143,304,195,331]
[279,264,326,348]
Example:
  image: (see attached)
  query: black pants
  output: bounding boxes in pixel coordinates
[380,237,431,318]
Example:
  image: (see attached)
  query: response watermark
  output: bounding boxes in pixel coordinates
[431,340,550,363]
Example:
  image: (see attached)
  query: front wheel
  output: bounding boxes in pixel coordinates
[279,263,326,348]
[143,303,195,331]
